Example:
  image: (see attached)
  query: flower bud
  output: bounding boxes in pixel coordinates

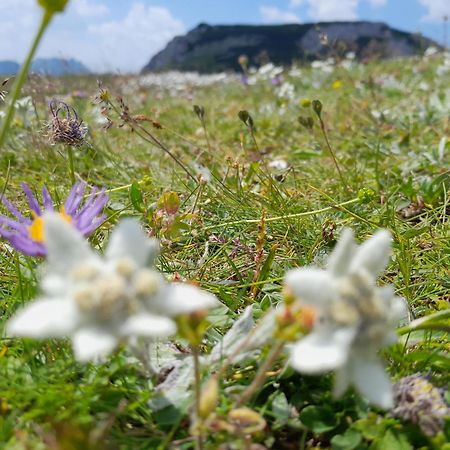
[300,98,311,108]
[199,377,219,419]
[38,0,69,13]
[228,408,266,435]
[312,99,322,118]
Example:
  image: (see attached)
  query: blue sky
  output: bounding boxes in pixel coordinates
[0,0,448,73]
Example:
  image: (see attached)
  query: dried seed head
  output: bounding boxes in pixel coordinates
[48,99,88,146]
[392,374,450,436]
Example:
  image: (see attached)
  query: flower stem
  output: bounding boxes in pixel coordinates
[67,145,76,185]
[317,116,348,191]
[203,197,359,230]
[235,340,285,407]
[192,344,204,450]
[0,10,53,148]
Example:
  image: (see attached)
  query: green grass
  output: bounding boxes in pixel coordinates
[0,53,449,449]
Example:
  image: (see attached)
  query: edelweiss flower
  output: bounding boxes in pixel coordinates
[284,228,408,408]
[0,182,108,256]
[8,214,218,362]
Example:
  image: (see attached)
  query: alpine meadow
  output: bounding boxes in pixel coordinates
[0,1,449,449]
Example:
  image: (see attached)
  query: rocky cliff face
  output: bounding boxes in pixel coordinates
[142,22,439,73]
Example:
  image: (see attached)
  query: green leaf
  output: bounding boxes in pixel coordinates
[272,392,290,426]
[153,405,183,426]
[331,428,362,450]
[372,429,412,450]
[158,191,180,215]
[129,182,144,213]
[353,413,388,440]
[299,405,338,433]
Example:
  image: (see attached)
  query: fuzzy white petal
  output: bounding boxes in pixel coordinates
[284,268,335,307]
[106,218,159,268]
[349,230,392,277]
[120,313,176,338]
[390,296,410,324]
[72,327,117,362]
[327,228,356,276]
[348,357,394,409]
[289,327,355,374]
[333,365,351,398]
[152,283,219,316]
[44,213,96,275]
[40,275,66,297]
[8,299,80,338]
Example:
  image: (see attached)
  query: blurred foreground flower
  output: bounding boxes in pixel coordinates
[0,182,107,256]
[8,214,218,362]
[284,228,408,408]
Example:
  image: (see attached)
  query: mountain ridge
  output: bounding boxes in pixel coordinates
[142,21,440,73]
[0,58,90,76]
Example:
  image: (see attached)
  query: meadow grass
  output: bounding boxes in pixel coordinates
[0,53,448,449]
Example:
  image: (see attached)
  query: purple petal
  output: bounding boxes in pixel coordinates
[0,215,29,234]
[21,183,41,216]
[41,186,54,212]
[77,191,107,223]
[64,182,86,215]
[1,195,30,223]
[74,186,99,216]
[77,213,107,236]
[8,233,46,256]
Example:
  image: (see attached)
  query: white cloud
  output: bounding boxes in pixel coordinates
[289,0,387,21]
[0,1,184,73]
[419,0,450,22]
[88,3,185,72]
[0,0,39,61]
[71,0,109,17]
[305,0,359,21]
[260,6,301,23]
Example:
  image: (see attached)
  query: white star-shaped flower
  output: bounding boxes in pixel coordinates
[8,213,218,363]
[284,228,408,408]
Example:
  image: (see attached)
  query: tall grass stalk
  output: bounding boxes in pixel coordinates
[0,10,53,148]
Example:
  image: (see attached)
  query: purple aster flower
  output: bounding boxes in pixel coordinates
[0,182,108,257]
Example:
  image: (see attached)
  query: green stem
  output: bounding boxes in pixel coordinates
[67,145,76,184]
[235,340,285,407]
[203,197,359,230]
[0,10,53,148]
[397,309,450,335]
[318,117,348,191]
[192,345,204,450]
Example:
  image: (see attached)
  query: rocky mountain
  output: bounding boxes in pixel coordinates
[0,58,90,76]
[142,21,440,73]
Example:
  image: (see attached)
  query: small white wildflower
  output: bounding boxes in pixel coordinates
[268,159,289,170]
[193,162,212,183]
[284,228,409,409]
[8,214,218,362]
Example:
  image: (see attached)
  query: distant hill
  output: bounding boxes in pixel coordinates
[30,58,90,76]
[0,61,20,75]
[0,58,90,76]
[142,21,440,73]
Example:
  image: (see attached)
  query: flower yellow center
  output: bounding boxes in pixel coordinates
[28,208,72,243]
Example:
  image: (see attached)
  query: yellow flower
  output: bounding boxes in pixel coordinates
[332,80,343,89]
